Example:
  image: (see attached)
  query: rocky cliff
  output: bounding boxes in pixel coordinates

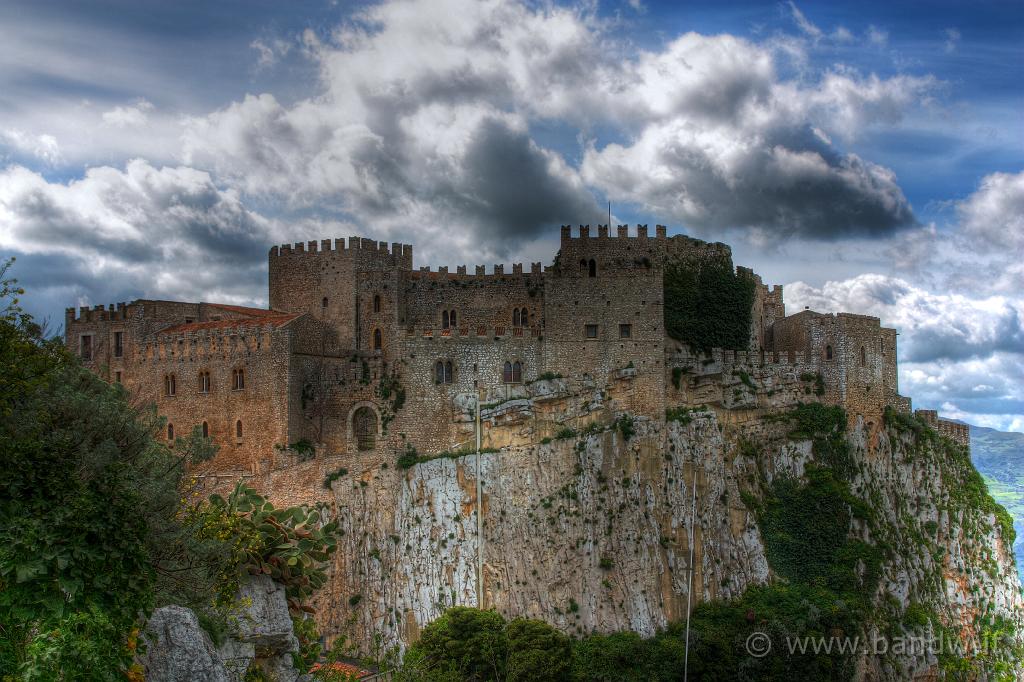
[301,391,1022,679]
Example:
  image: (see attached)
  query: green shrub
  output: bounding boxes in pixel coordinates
[323,467,349,489]
[663,261,755,352]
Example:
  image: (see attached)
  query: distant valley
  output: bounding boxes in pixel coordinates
[972,425,1024,584]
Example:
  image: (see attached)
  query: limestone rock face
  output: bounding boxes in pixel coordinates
[303,405,1023,679]
[142,577,310,682]
[234,575,299,655]
[140,606,229,682]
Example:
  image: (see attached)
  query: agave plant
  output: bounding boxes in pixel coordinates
[210,483,340,614]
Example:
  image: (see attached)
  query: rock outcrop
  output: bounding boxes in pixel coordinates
[303,403,1023,679]
[141,577,309,682]
[140,606,229,682]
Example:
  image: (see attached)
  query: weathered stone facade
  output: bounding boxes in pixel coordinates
[65,224,907,484]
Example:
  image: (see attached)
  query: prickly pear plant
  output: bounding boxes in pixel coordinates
[209,482,340,614]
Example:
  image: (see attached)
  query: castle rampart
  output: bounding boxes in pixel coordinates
[66,226,914,484]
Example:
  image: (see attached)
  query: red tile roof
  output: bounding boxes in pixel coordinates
[161,312,298,335]
[309,661,372,679]
[206,303,284,317]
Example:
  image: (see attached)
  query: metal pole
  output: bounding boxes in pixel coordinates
[683,465,698,682]
[475,392,484,608]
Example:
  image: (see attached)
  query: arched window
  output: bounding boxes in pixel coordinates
[435,361,453,384]
[167,423,174,441]
[352,406,377,451]
[512,361,522,383]
[442,310,450,329]
[521,306,528,326]
[373,295,381,313]
[236,420,243,438]
[322,297,328,308]
[449,310,457,327]
[503,361,513,384]
[165,374,176,396]
[199,371,210,393]
[512,308,521,327]
[202,421,209,438]
[373,328,382,351]
[588,259,597,277]
[232,368,245,390]
[860,346,866,366]
[825,345,833,361]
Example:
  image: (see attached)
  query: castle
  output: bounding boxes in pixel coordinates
[65,225,966,485]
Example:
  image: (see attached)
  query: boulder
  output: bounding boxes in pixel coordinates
[233,575,298,655]
[140,606,229,682]
[217,639,255,682]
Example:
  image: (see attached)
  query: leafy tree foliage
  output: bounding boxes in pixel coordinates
[0,261,339,679]
[663,261,755,352]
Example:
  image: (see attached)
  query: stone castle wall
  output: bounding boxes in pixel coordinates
[66,226,913,492]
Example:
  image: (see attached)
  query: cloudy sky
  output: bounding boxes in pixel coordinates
[1,0,1021,431]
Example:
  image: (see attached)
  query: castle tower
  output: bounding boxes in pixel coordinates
[268,237,412,351]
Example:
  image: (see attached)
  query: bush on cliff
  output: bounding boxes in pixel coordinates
[663,261,755,352]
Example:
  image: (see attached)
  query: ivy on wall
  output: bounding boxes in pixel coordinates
[663,261,755,352]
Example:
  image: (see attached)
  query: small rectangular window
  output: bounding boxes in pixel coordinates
[80,335,92,360]
[585,324,598,339]
[114,371,122,384]
[619,324,632,339]
[114,331,124,357]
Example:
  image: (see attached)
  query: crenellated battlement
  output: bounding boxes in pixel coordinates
[66,302,131,323]
[269,236,413,264]
[915,409,971,447]
[559,224,668,241]
[407,262,545,280]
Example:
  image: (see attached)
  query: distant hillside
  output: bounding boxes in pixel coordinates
[971,424,1024,584]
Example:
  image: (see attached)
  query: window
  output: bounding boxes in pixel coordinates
[80,335,93,361]
[579,259,587,272]
[114,331,123,358]
[442,310,450,329]
[585,324,598,339]
[165,374,176,396]
[860,346,866,366]
[352,406,377,451]
[619,324,632,339]
[513,308,521,327]
[199,371,210,393]
[825,345,833,361]
[236,420,243,438]
[322,297,328,308]
[202,421,209,438]
[232,368,245,390]
[449,310,457,327]
[435,360,453,384]
[588,259,597,277]
[503,361,522,384]
[114,371,122,384]
[167,423,174,440]
[373,294,381,313]
[373,328,382,351]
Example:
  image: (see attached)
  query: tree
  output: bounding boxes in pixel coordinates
[0,261,219,678]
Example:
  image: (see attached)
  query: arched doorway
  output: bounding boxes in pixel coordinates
[352,406,378,451]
